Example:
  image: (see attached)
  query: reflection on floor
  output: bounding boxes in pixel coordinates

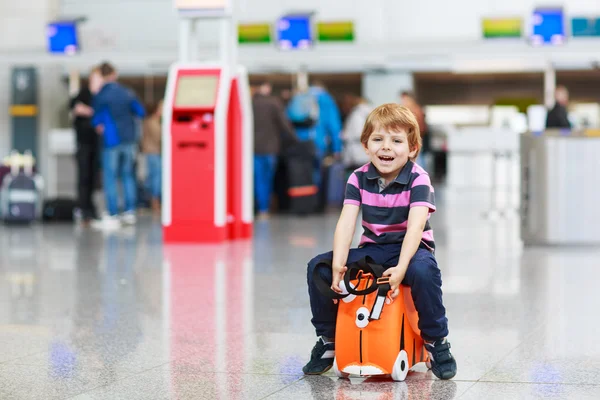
[1,187,600,399]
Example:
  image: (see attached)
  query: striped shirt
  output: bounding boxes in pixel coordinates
[344,161,436,250]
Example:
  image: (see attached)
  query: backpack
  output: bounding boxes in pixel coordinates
[287,92,319,129]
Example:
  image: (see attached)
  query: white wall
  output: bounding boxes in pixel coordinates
[362,71,413,107]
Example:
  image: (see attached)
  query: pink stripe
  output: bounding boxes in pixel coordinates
[356,163,370,173]
[360,189,410,208]
[411,163,426,174]
[422,230,434,242]
[347,173,359,189]
[359,235,376,246]
[411,174,432,189]
[411,201,436,211]
[344,199,360,207]
[363,221,408,236]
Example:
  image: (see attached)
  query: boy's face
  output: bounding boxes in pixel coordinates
[363,127,417,181]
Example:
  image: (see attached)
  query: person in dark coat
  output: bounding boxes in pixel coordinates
[70,75,100,224]
[252,81,296,219]
[546,86,571,129]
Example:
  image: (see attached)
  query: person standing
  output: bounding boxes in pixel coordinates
[91,62,146,229]
[253,81,296,220]
[546,86,571,129]
[400,91,428,168]
[141,100,163,216]
[70,70,100,225]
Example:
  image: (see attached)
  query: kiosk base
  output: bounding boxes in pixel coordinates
[227,222,252,240]
[164,223,227,243]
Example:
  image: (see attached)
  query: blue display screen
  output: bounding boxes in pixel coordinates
[531,8,565,45]
[276,15,313,50]
[47,21,79,55]
[572,17,600,37]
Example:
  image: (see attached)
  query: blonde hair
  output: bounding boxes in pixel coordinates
[360,103,422,160]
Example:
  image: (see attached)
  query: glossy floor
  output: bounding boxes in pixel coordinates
[1,188,599,399]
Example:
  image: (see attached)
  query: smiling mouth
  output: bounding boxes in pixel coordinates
[378,156,395,162]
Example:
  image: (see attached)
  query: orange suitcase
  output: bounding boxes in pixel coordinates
[314,258,429,381]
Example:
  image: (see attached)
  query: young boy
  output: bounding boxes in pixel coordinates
[303,103,457,380]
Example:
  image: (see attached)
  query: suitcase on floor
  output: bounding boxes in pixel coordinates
[321,159,346,208]
[1,172,39,223]
[285,141,318,215]
[313,258,429,381]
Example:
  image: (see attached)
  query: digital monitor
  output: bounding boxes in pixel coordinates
[276,14,313,50]
[175,75,219,108]
[46,21,79,55]
[531,7,565,45]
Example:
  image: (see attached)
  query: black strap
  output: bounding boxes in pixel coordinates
[343,257,385,296]
[312,259,349,300]
[312,256,392,320]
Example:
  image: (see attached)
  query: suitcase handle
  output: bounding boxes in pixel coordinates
[343,257,386,296]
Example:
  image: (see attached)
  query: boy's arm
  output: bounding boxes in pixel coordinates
[331,204,360,293]
[384,172,436,298]
[383,206,429,296]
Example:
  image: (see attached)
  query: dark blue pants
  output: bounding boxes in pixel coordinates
[307,243,448,342]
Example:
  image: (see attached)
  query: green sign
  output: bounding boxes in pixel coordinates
[238,23,272,44]
[482,18,522,38]
[317,21,354,42]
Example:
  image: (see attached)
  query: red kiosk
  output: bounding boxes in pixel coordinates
[162,63,253,243]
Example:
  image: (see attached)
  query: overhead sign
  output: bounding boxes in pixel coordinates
[317,21,354,42]
[572,17,600,37]
[238,23,272,44]
[174,0,230,17]
[482,17,522,38]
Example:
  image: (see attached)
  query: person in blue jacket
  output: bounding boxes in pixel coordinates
[91,62,146,229]
[288,82,343,188]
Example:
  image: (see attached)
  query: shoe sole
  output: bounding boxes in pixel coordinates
[303,365,333,375]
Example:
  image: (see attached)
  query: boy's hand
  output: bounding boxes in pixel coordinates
[331,264,348,294]
[383,267,406,299]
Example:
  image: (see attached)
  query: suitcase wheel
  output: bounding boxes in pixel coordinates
[333,357,348,379]
[391,350,409,382]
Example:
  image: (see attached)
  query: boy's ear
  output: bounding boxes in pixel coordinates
[409,145,418,159]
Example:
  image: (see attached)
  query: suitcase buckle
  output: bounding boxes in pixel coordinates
[376,276,390,285]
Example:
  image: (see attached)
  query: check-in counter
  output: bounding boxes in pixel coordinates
[520,129,600,245]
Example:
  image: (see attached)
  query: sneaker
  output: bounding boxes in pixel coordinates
[91,214,121,230]
[425,338,457,380]
[121,211,137,225]
[302,337,335,375]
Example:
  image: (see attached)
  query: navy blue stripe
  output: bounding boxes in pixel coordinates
[345,182,361,202]
[410,185,436,205]
[362,204,409,225]
[354,170,427,195]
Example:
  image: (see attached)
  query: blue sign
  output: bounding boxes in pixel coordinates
[531,8,565,45]
[276,14,313,50]
[572,17,600,37]
[47,21,79,55]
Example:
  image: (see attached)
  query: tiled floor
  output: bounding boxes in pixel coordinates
[1,187,600,399]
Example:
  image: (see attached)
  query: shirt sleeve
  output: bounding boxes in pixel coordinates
[344,172,361,207]
[409,172,436,213]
